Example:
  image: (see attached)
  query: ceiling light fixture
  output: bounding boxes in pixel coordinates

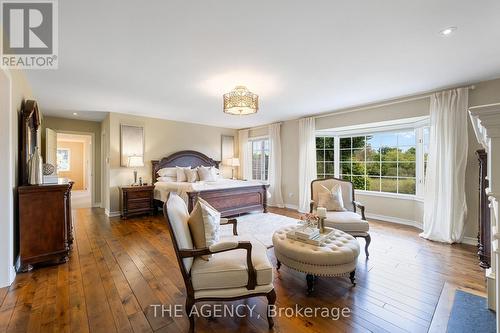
[440,26,457,37]
[223,86,259,115]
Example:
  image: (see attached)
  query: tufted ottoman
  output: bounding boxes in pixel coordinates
[272,226,360,293]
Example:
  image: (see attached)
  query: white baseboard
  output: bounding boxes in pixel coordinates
[462,236,477,246]
[0,266,16,288]
[365,212,423,230]
[105,209,120,217]
[9,265,15,284]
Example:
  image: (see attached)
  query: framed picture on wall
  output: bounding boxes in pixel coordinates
[120,124,145,167]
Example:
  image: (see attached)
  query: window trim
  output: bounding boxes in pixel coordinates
[316,117,429,199]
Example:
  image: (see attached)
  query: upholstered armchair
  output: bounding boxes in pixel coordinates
[310,177,371,257]
[163,193,276,332]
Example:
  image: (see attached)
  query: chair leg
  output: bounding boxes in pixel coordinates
[266,289,276,328]
[185,297,195,333]
[364,234,371,258]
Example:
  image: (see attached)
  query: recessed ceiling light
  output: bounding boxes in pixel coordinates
[73,112,78,116]
[440,27,457,37]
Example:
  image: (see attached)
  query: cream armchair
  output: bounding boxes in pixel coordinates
[163,193,275,332]
[310,177,371,257]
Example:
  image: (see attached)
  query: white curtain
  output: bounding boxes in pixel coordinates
[268,123,284,207]
[298,117,317,213]
[238,129,251,180]
[420,88,469,243]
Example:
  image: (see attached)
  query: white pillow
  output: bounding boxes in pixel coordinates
[198,166,217,182]
[176,166,190,182]
[157,176,176,182]
[185,168,199,183]
[318,184,346,211]
[187,198,221,260]
[157,167,176,177]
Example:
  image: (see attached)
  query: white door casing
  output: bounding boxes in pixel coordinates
[0,69,15,287]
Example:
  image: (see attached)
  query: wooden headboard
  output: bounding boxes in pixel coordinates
[151,150,220,182]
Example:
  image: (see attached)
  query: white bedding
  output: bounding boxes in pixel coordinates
[154,179,268,203]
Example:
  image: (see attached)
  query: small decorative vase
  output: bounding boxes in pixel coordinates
[28,147,43,185]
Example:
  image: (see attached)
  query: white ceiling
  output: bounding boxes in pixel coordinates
[28,0,500,128]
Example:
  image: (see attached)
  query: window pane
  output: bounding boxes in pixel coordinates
[317,162,324,175]
[340,174,351,182]
[325,162,334,174]
[381,162,397,177]
[366,147,380,161]
[399,146,416,161]
[325,150,334,161]
[397,131,415,146]
[366,162,380,176]
[367,177,380,191]
[380,132,398,147]
[340,149,351,161]
[324,137,334,149]
[398,162,415,177]
[366,133,383,149]
[380,147,398,161]
[398,178,416,194]
[316,150,324,162]
[352,176,366,190]
[352,149,365,162]
[340,137,351,149]
[316,137,324,149]
[352,136,365,149]
[340,162,351,174]
[351,162,365,175]
[381,177,398,193]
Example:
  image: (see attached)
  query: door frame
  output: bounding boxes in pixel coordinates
[0,68,15,287]
[56,131,96,207]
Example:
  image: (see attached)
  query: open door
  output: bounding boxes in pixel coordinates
[45,128,57,167]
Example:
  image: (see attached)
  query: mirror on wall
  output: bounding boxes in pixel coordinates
[120,124,144,167]
[221,135,235,161]
[221,135,235,178]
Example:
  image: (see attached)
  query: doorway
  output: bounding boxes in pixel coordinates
[50,132,93,208]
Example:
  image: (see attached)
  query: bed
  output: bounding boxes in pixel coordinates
[151,150,269,217]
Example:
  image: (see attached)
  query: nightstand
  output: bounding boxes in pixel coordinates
[120,185,155,219]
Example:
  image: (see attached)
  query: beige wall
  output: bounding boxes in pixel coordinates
[279,78,500,240]
[41,117,101,204]
[57,141,85,190]
[105,112,237,213]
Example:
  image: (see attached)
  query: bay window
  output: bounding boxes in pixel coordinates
[316,121,429,197]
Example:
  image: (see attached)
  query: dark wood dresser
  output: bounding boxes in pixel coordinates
[476,149,491,269]
[16,181,74,272]
[120,185,155,219]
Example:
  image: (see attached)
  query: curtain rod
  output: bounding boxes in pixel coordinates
[314,84,476,120]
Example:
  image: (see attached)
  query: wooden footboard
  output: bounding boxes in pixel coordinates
[187,184,269,217]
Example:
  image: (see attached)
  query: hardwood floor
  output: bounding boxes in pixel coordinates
[0,207,485,332]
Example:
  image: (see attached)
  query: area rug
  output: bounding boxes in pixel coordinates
[447,290,495,333]
[220,212,300,248]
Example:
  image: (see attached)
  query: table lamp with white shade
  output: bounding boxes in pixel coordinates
[127,155,144,185]
[224,157,240,179]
